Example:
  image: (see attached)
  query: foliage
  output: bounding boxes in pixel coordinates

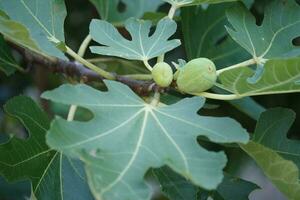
[0,0,299,200]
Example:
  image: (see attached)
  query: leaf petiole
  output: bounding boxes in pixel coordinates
[194,92,241,100]
[77,34,92,57]
[65,46,115,80]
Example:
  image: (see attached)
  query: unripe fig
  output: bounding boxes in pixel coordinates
[176,58,217,94]
[152,62,173,87]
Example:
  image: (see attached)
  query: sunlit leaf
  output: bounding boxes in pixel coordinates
[42,80,249,200]
[0,0,67,59]
[219,58,300,97]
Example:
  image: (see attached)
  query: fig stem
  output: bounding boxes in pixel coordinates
[77,34,92,57]
[194,92,241,100]
[150,91,161,106]
[143,60,153,71]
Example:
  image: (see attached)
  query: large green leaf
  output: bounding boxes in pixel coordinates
[151,166,259,200]
[163,0,237,7]
[0,96,93,200]
[90,18,181,62]
[241,108,300,200]
[219,58,300,97]
[0,35,20,75]
[181,2,250,69]
[42,80,249,200]
[252,108,300,173]
[89,0,163,26]
[226,0,300,59]
[241,142,300,200]
[0,0,67,59]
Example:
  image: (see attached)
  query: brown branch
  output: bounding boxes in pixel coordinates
[9,42,164,95]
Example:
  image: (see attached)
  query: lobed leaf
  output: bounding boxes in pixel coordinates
[219,58,300,97]
[0,96,93,200]
[42,80,249,200]
[241,142,300,200]
[89,18,181,61]
[0,0,67,59]
[241,108,300,200]
[226,0,300,59]
[252,108,300,172]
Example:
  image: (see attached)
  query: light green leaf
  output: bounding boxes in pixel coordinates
[164,0,237,7]
[241,142,300,200]
[42,80,249,200]
[252,108,300,172]
[219,58,300,97]
[89,18,181,61]
[0,0,67,59]
[0,96,93,200]
[226,0,300,59]
[0,11,42,57]
[151,166,259,200]
[89,0,163,26]
[0,35,20,75]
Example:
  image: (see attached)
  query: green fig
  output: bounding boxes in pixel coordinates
[176,58,217,94]
[152,62,173,87]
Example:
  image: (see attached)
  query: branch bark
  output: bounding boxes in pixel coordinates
[9,42,164,95]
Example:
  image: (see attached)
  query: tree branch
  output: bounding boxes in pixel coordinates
[9,42,163,95]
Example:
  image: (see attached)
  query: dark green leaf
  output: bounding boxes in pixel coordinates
[252,108,300,171]
[181,3,249,68]
[241,108,300,200]
[151,166,259,200]
[0,96,93,200]
[89,0,163,26]
[226,0,300,59]
[0,35,20,75]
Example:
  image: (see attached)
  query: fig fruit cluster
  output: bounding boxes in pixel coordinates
[151,58,217,94]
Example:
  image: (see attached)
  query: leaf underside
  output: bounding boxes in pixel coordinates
[89,18,181,61]
[42,80,249,200]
